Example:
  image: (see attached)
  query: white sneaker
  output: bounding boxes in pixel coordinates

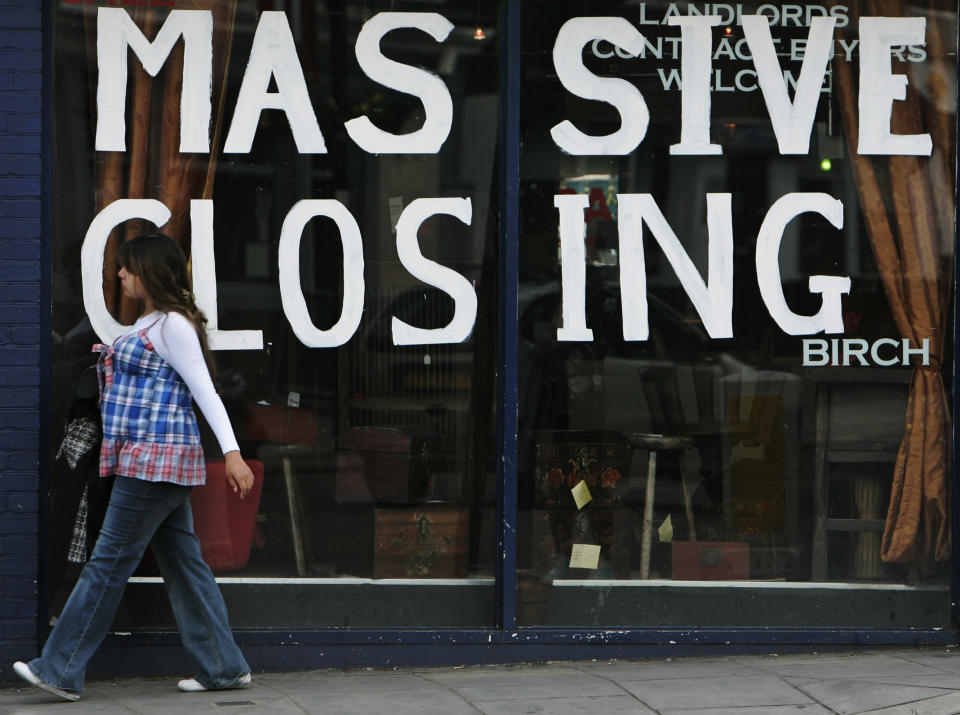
[178,672,252,692]
[13,661,80,702]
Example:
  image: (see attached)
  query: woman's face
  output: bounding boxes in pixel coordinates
[118,265,147,301]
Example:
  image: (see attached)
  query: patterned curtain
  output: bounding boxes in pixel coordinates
[832,0,955,563]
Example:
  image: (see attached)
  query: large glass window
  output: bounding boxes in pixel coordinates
[49,0,958,637]
[51,0,499,628]
[517,0,955,627]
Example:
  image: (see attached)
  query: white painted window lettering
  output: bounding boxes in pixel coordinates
[869,338,903,366]
[82,199,172,344]
[278,200,365,348]
[189,201,264,351]
[550,17,648,155]
[224,11,327,154]
[344,13,455,154]
[392,198,476,345]
[554,194,594,341]
[559,193,853,343]
[858,16,932,155]
[96,8,212,153]
[802,338,931,366]
[81,199,265,350]
[741,15,835,154]
[555,13,929,159]
[756,193,850,335]
[618,193,733,340]
[668,15,723,156]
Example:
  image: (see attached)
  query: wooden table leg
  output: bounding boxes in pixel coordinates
[678,451,697,542]
[281,455,312,576]
[640,450,657,580]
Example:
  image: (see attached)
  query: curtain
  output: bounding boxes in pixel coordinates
[83,1,238,322]
[833,0,955,563]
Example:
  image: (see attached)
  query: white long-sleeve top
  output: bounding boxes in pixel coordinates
[124,311,240,455]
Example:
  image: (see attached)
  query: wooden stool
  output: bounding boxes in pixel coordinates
[257,443,317,576]
[629,433,696,579]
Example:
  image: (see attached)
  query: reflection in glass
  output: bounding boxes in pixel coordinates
[517,0,955,628]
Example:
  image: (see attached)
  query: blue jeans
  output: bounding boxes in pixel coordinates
[28,476,249,695]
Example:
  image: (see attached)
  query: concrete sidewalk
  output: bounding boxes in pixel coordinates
[3,648,960,714]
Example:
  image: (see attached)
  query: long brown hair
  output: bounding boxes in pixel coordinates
[118,232,216,378]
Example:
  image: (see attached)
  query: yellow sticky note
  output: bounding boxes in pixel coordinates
[571,480,593,510]
[658,514,674,544]
[569,544,601,570]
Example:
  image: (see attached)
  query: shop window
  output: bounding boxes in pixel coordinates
[517,0,955,627]
[50,0,499,628]
[49,0,958,635]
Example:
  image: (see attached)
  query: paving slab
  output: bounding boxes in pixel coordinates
[576,657,767,681]
[258,671,442,695]
[894,652,960,673]
[621,674,814,710]
[283,688,478,715]
[749,653,947,680]
[475,695,656,715]
[662,706,834,715]
[790,677,955,715]
[807,672,960,690]
[865,692,960,714]
[2,649,960,715]
[87,680,296,715]
[452,673,625,702]
[1,694,134,715]
[420,665,589,687]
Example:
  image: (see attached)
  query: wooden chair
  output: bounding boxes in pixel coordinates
[632,355,798,579]
[630,359,730,578]
[807,367,910,581]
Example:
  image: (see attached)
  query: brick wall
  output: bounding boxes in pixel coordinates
[0,0,43,680]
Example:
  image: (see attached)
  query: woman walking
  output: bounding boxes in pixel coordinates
[14,232,254,701]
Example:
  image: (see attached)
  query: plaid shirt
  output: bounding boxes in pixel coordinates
[93,320,205,486]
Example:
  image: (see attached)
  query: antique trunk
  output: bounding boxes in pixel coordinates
[533,430,630,508]
[335,427,439,503]
[373,506,469,578]
[244,404,319,444]
[671,541,750,580]
[532,507,631,578]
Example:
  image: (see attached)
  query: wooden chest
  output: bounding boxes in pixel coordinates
[374,506,469,578]
[533,431,630,508]
[671,541,749,580]
[335,427,439,503]
[532,507,631,578]
[244,404,319,444]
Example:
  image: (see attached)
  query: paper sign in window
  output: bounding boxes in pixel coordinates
[658,513,673,543]
[569,543,601,570]
[571,480,592,510]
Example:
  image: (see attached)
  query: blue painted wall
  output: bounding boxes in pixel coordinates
[0,0,43,680]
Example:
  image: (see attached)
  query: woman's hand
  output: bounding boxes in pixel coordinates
[224,451,255,499]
